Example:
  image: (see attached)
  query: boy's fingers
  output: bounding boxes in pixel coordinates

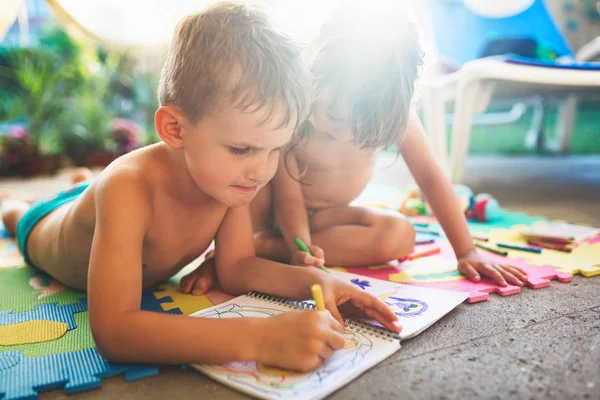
[364,308,402,333]
[506,265,528,281]
[319,343,335,360]
[192,278,210,294]
[352,293,398,323]
[298,252,314,265]
[485,264,507,286]
[179,275,194,293]
[459,263,480,282]
[324,301,345,330]
[500,269,523,287]
[312,247,325,259]
[346,293,394,324]
[324,330,346,352]
[192,263,217,294]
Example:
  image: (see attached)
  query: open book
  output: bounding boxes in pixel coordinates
[189,271,468,400]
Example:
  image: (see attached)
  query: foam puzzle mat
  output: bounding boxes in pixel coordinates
[1,184,599,398]
[0,224,220,399]
[346,184,599,302]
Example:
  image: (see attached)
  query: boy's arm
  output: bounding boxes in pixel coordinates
[399,111,475,258]
[266,148,324,266]
[88,172,264,364]
[271,149,311,252]
[215,204,319,297]
[214,205,400,331]
[399,111,527,286]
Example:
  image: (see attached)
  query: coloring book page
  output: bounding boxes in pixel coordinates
[330,270,469,339]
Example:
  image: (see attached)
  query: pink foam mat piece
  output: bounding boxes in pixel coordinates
[337,239,572,303]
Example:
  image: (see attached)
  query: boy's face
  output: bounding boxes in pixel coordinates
[183,104,293,207]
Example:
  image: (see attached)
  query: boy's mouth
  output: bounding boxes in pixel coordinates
[231,185,258,194]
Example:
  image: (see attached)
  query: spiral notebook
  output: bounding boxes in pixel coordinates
[189,271,468,400]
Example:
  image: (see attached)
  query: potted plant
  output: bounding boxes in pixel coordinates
[0,125,61,176]
[111,118,142,157]
[58,89,117,167]
[0,47,83,175]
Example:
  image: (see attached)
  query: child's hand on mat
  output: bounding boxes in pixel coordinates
[457,250,528,287]
[318,276,402,333]
[178,257,217,295]
[291,245,325,268]
[258,310,345,372]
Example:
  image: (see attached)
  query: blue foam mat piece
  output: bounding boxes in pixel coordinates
[0,349,159,400]
[0,290,182,399]
[0,299,87,331]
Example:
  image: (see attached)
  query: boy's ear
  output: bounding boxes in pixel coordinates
[155,106,185,149]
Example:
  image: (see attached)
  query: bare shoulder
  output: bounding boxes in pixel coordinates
[95,168,151,203]
[91,150,160,223]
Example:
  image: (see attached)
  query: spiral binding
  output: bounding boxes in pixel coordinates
[344,318,402,342]
[248,292,316,310]
[248,292,400,342]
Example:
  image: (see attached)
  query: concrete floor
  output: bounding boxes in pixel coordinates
[1,154,599,399]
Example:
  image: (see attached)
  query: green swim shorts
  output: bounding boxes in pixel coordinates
[16,182,89,268]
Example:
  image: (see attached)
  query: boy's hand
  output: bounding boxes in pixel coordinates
[319,276,401,334]
[257,310,345,372]
[457,250,528,287]
[290,245,325,268]
[179,257,217,295]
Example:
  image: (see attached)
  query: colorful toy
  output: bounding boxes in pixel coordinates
[399,184,502,223]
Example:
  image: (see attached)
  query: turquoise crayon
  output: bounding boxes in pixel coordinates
[497,243,542,254]
[415,228,441,236]
[475,243,508,257]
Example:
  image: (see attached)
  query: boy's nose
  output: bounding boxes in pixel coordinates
[245,161,270,184]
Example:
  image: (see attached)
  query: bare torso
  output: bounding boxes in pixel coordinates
[28,145,227,290]
[297,131,378,210]
[250,130,379,231]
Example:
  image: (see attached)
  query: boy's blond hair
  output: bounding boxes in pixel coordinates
[158,1,311,128]
[304,2,424,148]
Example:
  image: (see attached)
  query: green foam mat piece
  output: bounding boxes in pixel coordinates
[0,267,87,313]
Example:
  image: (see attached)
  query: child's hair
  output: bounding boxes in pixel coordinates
[302,1,424,148]
[158,1,311,129]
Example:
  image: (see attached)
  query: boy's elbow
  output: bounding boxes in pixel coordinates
[214,261,248,296]
[91,319,128,362]
[217,275,240,296]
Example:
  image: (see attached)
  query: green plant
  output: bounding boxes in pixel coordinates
[0,126,38,174]
[57,88,114,160]
[0,23,163,165]
[0,47,83,153]
[132,70,161,145]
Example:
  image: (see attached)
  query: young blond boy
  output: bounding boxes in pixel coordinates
[244,3,528,287]
[0,2,399,372]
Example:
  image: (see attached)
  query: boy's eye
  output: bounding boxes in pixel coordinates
[229,146,250,155]
[273,147,282,153]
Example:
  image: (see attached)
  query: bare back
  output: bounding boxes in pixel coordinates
[28,144,227,290]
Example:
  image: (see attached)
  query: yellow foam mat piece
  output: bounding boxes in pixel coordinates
[153,284,215,315]
[0,320,69,346]
[486,227,600,277]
